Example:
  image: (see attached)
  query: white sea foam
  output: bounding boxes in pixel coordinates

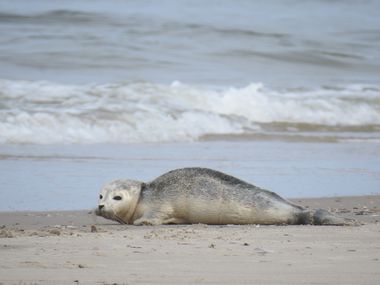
[0,79,379,144]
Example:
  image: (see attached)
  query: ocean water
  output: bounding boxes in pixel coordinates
[0,0,379,210]
[1,0,380,86]
[1,0,380,144]
[0,0,380,144]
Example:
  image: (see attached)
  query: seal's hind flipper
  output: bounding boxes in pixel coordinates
[313,209,357,226]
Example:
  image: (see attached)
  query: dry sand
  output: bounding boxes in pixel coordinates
[1,195,379,285]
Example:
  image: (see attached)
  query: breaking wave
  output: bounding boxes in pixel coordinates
[0,79,379,144]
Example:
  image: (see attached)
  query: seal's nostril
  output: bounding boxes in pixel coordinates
[98,205,104,210]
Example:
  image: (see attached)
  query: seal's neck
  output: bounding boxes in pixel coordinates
[121,182,145,224]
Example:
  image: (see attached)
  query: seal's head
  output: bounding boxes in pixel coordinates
[95,179,143,224]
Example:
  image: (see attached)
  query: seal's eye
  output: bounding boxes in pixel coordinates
[113,196,122,201]
[99,194,103,200]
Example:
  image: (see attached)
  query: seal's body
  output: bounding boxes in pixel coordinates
[96,168,348,226]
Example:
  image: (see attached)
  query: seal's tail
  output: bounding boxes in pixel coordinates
[298,209,357,226]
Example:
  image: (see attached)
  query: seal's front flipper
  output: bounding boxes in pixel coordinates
[133,217,162,226]
[133,211,167,226]
[133,219,159,226]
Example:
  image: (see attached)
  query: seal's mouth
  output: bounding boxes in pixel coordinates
[94,207,102,217]
[94,206,110,220]
[94,206,126,224]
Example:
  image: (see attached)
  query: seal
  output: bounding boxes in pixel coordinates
[95,167,350,226]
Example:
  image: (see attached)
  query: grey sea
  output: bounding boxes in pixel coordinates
[0,0,379,210]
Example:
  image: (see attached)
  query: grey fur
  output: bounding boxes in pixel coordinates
[96,167,351,226]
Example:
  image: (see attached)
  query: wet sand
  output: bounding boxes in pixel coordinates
[1,195,379,284]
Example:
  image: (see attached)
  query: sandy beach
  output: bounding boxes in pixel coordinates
[1,195,379,285]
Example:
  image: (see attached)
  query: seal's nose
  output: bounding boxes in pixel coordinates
[98,205,104,211]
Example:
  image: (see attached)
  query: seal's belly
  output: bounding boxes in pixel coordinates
[175,198,259,224]
[174,197,297,225]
